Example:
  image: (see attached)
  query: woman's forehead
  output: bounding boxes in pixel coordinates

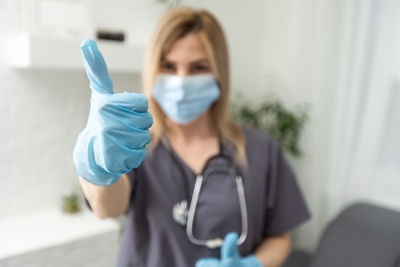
[164,33,209,63]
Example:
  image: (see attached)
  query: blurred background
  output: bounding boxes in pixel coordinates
[0,0,399,266]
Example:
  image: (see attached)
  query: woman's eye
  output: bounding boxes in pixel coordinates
[191,65,208,73]
[161,63,176,72]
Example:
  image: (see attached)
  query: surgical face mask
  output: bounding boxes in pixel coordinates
[151,73,220,124]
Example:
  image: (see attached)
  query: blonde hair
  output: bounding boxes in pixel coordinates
[142,7,246,166]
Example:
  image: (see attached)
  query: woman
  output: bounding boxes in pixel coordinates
[73,7,310,267]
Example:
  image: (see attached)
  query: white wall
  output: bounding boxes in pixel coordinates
[259,0,345,251]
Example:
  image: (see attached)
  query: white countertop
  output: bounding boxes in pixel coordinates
[0,207,120,259]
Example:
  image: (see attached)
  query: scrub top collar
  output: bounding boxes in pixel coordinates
[159,133,237,176]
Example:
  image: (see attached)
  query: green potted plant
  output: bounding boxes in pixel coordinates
[231,95,309,157]
[62,192,81,213]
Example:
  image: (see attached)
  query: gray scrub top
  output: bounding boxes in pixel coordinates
[110,128,310,267]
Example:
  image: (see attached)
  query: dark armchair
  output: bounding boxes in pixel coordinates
[282,202,400,267]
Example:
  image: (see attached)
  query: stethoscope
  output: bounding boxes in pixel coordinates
[164,138,249,249]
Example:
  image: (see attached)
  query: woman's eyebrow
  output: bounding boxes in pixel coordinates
[161,59,176,64]
[162,58,209,64]
[190,59,210,64]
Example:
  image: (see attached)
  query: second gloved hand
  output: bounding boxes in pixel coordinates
[195,233,263,267]
[73,39,153,186]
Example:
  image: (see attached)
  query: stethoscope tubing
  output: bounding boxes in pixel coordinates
[163,137,249,249]
[185,173,248,249]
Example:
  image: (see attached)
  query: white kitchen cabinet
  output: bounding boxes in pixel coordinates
[6,33,144,73]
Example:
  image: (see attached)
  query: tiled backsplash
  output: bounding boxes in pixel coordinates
[0,66,141,218]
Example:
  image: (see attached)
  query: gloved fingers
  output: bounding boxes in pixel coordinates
[221,232,240,260]
[78,137,123,182]
[109,92,149,113]
[98,143,147,173]
[119,110,153,130]
[81,39,114,95]
[122,147,147,169]
[91,91,149,114]
[101,126,151,149]
[195,258,220,267]
[241,255,264,267]
[100,104,153,130]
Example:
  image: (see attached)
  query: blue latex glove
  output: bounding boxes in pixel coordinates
[73,39,152,186]
[195,233,263,267]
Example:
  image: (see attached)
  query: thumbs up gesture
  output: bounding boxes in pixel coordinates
[195,233,263,267]
[73,39,153,186]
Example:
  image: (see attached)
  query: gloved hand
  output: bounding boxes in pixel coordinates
[73,39,152,186]
[195,233,263,267]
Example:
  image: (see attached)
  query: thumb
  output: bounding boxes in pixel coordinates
[81,39,114,95]
[221,232,240,260]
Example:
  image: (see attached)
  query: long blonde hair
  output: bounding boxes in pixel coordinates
[142,7,246,166]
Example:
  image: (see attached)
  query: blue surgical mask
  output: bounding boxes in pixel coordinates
[151,73,220,124]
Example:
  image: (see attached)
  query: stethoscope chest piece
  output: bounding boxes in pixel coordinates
[172,199,188,226]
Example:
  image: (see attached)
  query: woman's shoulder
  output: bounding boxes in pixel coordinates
[240,127,279,149]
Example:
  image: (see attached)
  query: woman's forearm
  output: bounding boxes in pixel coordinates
[253,233,291,267]
[79,174,131,219]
